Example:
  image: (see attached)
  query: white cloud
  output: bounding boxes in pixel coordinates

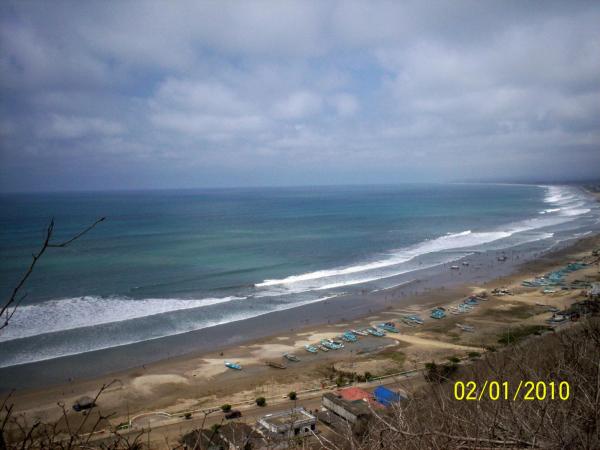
[329,93,359,116]
[1,1,600,190]
[273,91,322,120]
[37,115,125,139]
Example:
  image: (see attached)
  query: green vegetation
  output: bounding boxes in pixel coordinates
[468,351,481,359]
[424,361,458,383]
[447,356,461,363]
[288,391,297,400]
[221,404,232,413]
[255,397,266,407]
[498,325,551,345]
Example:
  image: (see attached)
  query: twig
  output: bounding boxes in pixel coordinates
[0,217,105,330]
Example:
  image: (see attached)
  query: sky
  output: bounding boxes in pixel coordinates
[0,1,599,192]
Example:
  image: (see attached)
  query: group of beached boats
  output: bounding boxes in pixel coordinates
[447,295,487,316]
[522,261,588,289]
[223,322,410,370]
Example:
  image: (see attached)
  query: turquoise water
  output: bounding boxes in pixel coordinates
[0,183,598,367]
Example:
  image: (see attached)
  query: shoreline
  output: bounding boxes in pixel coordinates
[3,231,599,431]
[1,229,592,391]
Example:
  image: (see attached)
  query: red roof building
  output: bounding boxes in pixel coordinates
[338,387,371,402]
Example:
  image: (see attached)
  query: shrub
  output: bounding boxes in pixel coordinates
[256,397,266,407]
[184,412,192,419]
[288,391,297,400]
[424,361,458,383]
[447,356,461,363]
[221,404,232,413]
[468,351,481,359]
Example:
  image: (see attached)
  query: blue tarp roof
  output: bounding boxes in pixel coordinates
[373,386,403,406]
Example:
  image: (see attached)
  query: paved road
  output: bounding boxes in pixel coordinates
[91,370,422,448]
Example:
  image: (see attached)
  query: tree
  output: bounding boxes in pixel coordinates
[255,397,266,407]
[1,217,105,331]
[288,391,297,400]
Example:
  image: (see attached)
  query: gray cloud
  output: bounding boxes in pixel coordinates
[1,0,599,192]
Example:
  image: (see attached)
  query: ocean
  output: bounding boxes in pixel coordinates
[0,183,599,370]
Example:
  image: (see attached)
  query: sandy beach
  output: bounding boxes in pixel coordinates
[4,230,599,445]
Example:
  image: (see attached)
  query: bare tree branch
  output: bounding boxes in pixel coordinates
[0,217,105,331]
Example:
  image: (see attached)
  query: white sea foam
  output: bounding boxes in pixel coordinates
[256,185,592,293]
[542,185,591,217]
[257,229,512,289]
[3,185,595,367]
[0,295,245,343]
[0,294,339,367]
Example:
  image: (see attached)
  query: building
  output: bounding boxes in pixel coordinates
[337,387,370,402]
[372,386,407,407]
[257,407,316,440]
[321,392,372,425]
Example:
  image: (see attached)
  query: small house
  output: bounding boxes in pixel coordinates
[373,386,406,407]
[257,407,316,440]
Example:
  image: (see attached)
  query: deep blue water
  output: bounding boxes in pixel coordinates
[0,183,598,367]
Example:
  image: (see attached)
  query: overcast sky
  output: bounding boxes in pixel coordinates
[1,1,599,192]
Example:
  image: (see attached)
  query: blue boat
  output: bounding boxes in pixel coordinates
[431,307,446,319]
[304,344,318,353]
[366,327,385,337]
[341,331,358,342]
[404,315,424,325]
[379,322,400,333]
[225,361,242,370]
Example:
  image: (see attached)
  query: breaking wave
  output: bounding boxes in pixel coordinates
[0,295,245,342]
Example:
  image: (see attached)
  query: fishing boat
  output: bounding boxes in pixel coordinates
[379,322,400,333]
[317,344,330,352]
[462,261,470,266]
[225,361,242,370]
[351,329,369,336]
[431,308,446,319]
[283,353,300,362]
[341,331,358,342]
[366,327,385,337]
[320,340,337,350]
[265,360,286,369]
[456,324,474,332]
[404,315,424,324]
[450,265,460,270]
[304,344,318,353]
[321,339,344,349]
[330,339,345,348]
